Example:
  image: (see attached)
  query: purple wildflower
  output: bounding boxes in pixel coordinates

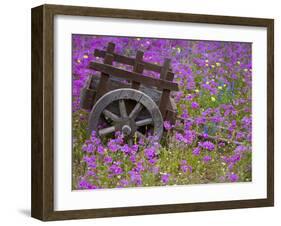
[129,170,142,186]
[180,160,192,173]
[135,161,145,172]
[120,144,131,155]
[119,179,129,187]
[161,174,170,184]
[107,139,119,152]
[144,146,156,159]
[82,143,94,153]
[129,154,136,163]
[202,155,212,163]
[109,163,123,175]
[164,121,173,130]
[97,145,105,155]
[191,102,199,109]
[104,156,113,164]
[202,133,209,139]
[192,147,201,156]
[228,173,239,182]
[78,178,97,189]
[199,141,215,151]
[175,132,185,143]
[234,145,247,154]
[181,109,189,119]
[184,130,196,144]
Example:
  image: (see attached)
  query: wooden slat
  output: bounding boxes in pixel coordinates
[80,87,96,110]
[158,58,171,91]
[166,109,177,123]
[165,71,174,81]
[95,43,115,100]
[160,58,171,80]
[132,63,144,89]
[90,62,179,91]
[79,75,97,110]
[94,49,162,73]
[134,51,144,69]
[106,42,115,52]
[132,51,144,89]
[159,71,175,115]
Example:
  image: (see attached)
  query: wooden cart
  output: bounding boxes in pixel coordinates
[80,42,179,142]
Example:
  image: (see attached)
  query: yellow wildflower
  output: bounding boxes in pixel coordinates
[218,86,222,90]
[195,89,199,93]
[237,61,240,65]
[216,62,221,67]
[211,96,216,102]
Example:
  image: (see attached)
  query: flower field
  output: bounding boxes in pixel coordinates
[72,35,252,190]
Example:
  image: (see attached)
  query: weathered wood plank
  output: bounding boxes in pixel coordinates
[80,87,96,109]
[94,49,162,73]
[79,75,96,109]
[89,62,179,91]
[159,90,171,115]
[165,109,177,123]
[95,43,115,100]
[160,58,171,80]
[166,71,175,81]
[106,42,115,52]
[158,59,171,91]
[132,51,144,89]
[134,51,144,66]
[163,95,177,123]
[159,71,175,115]
[131,66,142,89]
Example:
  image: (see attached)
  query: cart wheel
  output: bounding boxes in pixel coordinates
[88,88,163,143]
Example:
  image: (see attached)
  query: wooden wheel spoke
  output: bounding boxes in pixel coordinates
[128,138,133,146]
[103,109,120,122]
[136,118,153,127]
[119,100,128,118]
[129,102,143,119]
[135,131,146,140]
[98,126,115,136]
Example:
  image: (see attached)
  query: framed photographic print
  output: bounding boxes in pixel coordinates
[31,4,274,221]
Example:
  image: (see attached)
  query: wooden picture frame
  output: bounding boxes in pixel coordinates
[31,4,274,221]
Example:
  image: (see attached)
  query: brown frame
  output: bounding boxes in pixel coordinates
[31,4,274,221]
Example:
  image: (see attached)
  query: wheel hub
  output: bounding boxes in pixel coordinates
[121,125,132,136]
[116,118,137,136]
